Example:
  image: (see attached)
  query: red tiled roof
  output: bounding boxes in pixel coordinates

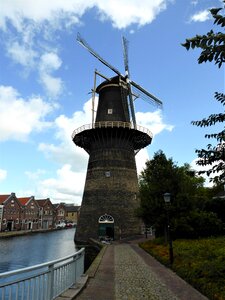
[0,195,10,204]
[18,197,31,205]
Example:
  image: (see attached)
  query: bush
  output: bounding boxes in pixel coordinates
[172,210,224,239]
[140,237,225,300]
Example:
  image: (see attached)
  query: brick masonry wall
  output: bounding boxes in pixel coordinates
[75,144,142,242]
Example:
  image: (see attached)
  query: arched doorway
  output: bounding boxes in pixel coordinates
[98,214,114,240]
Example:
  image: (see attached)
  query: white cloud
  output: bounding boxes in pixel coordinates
[95,0,169,29]
[136,110,174,135]
[25,169,46,181]
[38,98,94,169]
[39,52,64,98]
[191,0,198,6]
[136,148,149,174]
[0,169,7,181]
[37,164,85,204]
[0,85,54,141]
[190,9,211,22]
[0,0,170,31]
[7,41,37,68]
[1,1,171,99]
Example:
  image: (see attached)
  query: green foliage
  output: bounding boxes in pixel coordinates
[140,237,225,300]
[182,1,225,184]
[173,210,224,239]
[181,3,225,68]
[137,150,218,238]
[138,150,225,238]
[191,93,225,184]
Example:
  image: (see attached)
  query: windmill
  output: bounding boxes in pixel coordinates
[77,33,162,128]
[73,34,162,243]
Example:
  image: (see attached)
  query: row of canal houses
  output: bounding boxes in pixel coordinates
[0,193,80,232]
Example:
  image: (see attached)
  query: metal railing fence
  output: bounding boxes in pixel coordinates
[71,121,153,139]
[0,248,85,300]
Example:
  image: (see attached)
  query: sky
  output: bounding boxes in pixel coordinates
[0,0,224,204]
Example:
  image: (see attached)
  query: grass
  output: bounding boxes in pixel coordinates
[140,237,225,300]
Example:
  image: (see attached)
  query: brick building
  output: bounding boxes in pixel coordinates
[18,196,40,230]
[0,193,22,231]
[36,198,55,229]
[54,203,66,226]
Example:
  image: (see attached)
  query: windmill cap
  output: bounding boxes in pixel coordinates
[96,75,127,94]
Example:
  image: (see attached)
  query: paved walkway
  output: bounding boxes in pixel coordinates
[76,237,209,300]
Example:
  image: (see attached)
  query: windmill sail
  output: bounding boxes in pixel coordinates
[130,80,163,107]
[77,33,122,77]
[122,36,137,127]
[76,33,163,111]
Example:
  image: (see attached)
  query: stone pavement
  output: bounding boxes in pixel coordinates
[75,237,209,300]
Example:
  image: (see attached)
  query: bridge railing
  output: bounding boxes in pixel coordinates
[0,248,85,300]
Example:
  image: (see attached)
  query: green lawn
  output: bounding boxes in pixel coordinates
[140,237,225,300]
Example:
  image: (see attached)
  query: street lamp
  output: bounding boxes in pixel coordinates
[163,193,174,265]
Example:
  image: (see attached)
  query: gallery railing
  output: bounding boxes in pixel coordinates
[72,121,153,139]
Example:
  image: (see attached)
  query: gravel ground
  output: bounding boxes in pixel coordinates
[114,244,179,300]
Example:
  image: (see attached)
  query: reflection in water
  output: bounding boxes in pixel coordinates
[0,228,76,273]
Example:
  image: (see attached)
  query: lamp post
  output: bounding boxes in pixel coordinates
[164,193,174,265]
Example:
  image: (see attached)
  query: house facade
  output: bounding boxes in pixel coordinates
[0,193,22,231]
[54,203,67,225]
[65,205,80,224]
[0,192,80,231]
[36,198,55,229]
[18,196,40,230]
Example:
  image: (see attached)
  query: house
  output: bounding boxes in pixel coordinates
[18,196,40,230]
[54,203,67,226]
[36,198,55,229]
[65,205,80,224]
[0,193,22,231]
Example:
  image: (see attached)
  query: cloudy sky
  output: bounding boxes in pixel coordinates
[0,0,224,204]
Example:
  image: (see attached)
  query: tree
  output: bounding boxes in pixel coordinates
[182,2,225,184]
[137,150,206,237]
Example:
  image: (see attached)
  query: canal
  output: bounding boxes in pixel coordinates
[0,228,76,273]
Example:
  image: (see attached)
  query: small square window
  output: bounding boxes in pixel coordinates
[105,171,111,177]
[108,109,113,114]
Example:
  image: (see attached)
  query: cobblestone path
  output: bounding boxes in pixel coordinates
[114,244,179,300]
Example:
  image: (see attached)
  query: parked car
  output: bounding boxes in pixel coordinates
[56,222,66,229]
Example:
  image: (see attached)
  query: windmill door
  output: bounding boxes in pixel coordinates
[98,214,114,240]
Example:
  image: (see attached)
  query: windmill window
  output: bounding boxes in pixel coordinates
[105,171,111,177]
[98,214,114,223]
[108,109,113,114]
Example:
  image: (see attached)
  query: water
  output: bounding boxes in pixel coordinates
[0,228,76,273]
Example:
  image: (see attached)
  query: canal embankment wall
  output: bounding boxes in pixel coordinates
[0,228,61,239]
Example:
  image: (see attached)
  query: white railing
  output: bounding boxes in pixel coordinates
[72,121,153,139]
[0,248,85,300]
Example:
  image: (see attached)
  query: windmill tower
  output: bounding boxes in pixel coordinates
[72,34,162,243]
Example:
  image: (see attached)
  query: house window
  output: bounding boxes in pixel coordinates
[16,218,19,224]
[108,109,113,114]
[2,219,6,225]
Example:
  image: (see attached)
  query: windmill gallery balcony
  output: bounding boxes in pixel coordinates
[72,121,153,154]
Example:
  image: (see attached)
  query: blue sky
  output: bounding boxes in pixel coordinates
[0,0,224,204]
